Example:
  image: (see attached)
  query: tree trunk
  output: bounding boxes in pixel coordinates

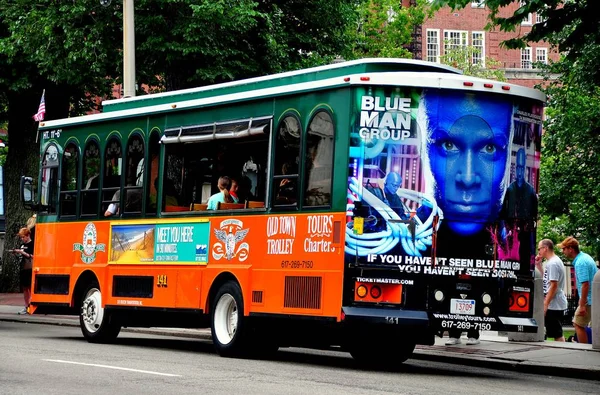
[0,90,42,292]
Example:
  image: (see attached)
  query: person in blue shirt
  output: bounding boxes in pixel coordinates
[558,236,598,344]
[207,176,238,210]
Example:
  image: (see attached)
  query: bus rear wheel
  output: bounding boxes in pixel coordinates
[211,281,249,357]
[79,284,121,343]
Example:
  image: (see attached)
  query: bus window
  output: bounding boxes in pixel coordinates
[40,144,59,214]
[146,131,160,216]
[304,111,334,207]
[272,115,301,207]
[123,134,144,215]
[102,137,122,217]
[59,143,79,217]
[81,141,100,216]
[161,117,271,212]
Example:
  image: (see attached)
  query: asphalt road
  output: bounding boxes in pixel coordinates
[0,321,596,395]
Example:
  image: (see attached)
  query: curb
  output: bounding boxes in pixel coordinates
[410,349,600,382]
[0,314,213,340]
[2,314,598,381]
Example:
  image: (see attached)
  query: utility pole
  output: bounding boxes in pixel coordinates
[123,0,136,97]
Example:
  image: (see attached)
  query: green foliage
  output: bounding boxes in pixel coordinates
[431,1,600,259]
[344,0,427,59]
[537,65,600,258]
[440,45,506,81]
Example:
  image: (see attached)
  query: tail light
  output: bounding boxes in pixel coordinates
[354,281,401,304]
[508,290,530,312]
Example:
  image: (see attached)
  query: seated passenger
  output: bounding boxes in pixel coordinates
[207,176,235,210]
[104,190,120,217]
[229,178,240,203]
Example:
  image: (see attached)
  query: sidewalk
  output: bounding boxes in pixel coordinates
[1,293,598,380]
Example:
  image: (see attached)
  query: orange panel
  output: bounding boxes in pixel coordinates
[32,212,346,320]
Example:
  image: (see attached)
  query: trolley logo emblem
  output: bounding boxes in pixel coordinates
[212,219,249,261]
[73,222,106,264]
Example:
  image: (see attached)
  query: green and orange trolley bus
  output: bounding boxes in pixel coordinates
[22,58,544,366]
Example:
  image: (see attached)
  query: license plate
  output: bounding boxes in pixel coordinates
[450,299,475,315]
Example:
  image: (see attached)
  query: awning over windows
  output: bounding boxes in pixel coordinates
[161,116,272,144]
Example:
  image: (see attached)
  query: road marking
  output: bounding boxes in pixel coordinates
[43,359,181,377]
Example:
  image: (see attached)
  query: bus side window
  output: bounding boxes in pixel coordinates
[272,115,301,207]
[40,144,59,215]
[304,111,334,207]
[81,141,100,217]
[123,134,144,216]
[102,137,122,217]
[59,143,79,217]
[146,131,160,216]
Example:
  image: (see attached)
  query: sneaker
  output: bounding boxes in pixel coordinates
[17,308,28,315]
[445,337,461,345]
[466,337,480,345]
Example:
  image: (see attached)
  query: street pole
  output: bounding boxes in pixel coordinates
[123,0,136,97]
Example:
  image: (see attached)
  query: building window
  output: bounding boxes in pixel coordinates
[536,48,548,64]
[444,30,468,53]
[520,1,532,25]
[426,29,440,63]
[521,47,532,69]
[535,12,546,24]
[471,0,485,8]
[472,31,485,66]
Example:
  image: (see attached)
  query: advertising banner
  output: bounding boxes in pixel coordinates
[346,86,543,279]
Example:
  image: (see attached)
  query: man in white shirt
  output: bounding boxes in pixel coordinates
[535,239,568,341]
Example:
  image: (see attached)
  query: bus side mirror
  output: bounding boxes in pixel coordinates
[20,176,38,210]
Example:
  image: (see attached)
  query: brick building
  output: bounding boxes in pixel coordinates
[418,1,560,88]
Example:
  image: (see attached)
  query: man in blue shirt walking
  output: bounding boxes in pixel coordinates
[558,236,598,344]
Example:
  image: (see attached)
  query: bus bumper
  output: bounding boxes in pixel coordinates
[342,306,430,327]
[497,316,538,333]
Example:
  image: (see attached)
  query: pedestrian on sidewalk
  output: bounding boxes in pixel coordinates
[10,227,35,315]
[558,236,598,344]
[536,239,568,342]
[445,328,480,346]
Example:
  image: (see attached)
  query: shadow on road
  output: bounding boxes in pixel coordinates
[47,334,502,380]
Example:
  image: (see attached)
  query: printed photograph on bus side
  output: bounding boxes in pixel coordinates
[346,86,542,280]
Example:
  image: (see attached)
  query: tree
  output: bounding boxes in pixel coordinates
[0,1,364,291]
[344,0,428,59]
[440,45,506,81]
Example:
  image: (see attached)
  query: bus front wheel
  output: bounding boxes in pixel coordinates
[211,281,249,357]
[79,284,121,343]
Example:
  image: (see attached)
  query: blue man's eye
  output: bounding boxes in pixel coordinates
[442,140,458,152]
[482,144,496,154]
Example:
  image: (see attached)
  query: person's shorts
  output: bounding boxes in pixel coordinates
[573,305,592,328]
[20,268,32,288]
[544,309,565,339]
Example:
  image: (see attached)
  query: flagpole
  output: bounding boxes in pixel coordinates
[35,89,46,143]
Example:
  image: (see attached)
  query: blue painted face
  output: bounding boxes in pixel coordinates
[384,172,401,196]
[428,115,509,236]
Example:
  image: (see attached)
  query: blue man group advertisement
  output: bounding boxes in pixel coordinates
[346,86,543,280]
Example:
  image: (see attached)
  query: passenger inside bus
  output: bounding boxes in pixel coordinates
[207,176,237,210]
[275,162,297,204]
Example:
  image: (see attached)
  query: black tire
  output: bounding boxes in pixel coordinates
[79,283,121,343]
[349,340,415,368]
[211,281,250,357]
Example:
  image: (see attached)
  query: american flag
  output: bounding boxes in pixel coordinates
[33,90,46,122]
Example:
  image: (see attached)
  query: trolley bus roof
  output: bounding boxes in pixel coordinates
[40,58,545,130]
